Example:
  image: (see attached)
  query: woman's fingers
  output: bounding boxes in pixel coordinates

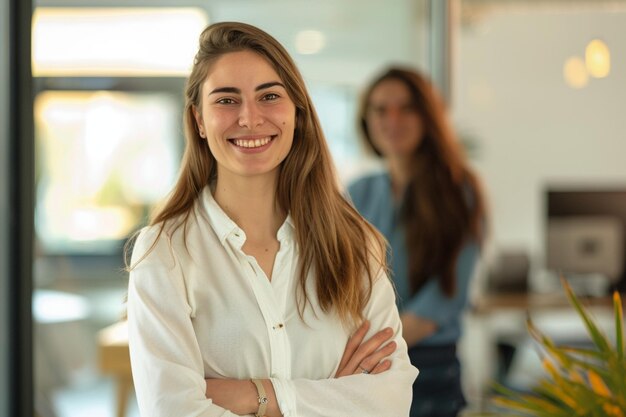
[337,320,370,373]
[341,327,393,376]
[336,323,397,377]
[344,327,393,370]
[356,340,396,374]
[369,359,392,375]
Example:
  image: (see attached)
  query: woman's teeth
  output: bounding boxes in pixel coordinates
[233,137,272,148]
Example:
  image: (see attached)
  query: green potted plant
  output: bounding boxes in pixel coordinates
[487,278,625,416]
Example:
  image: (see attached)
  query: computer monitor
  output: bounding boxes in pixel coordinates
[546,187,626,291]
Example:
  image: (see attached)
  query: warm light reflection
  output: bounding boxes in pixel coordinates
[32,8,209,76]
[563,56,588,89]
[585,39,610,78]
[35,91,180,253]
[295,30,326,55]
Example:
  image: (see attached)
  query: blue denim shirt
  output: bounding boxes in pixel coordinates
[348,171,479,346]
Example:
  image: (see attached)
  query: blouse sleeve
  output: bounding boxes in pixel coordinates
[270,272,419,417]
[127,227,240,417]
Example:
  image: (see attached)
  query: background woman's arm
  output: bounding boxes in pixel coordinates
[400,312,437,346]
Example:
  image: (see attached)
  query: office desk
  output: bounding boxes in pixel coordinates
[472,291,621,314]
[98,321,131,417]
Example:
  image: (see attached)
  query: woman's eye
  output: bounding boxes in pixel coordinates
[370,106,386,116]
[216,98,236,105]
[262,93,279,101]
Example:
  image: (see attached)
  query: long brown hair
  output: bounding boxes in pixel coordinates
[131,22,386,325]
[358,67,486,297]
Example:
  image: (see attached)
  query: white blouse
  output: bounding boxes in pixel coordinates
[127,187,418,417]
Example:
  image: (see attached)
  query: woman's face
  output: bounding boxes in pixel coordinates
[365,78,424,158]
[193,50,296,182]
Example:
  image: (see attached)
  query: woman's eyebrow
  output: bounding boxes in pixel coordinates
[208,81,285,96]
[255,81,285,91]
[209,86,240,95]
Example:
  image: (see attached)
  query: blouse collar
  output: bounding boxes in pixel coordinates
[200,187,295,247]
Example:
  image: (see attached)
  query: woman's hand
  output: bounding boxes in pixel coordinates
[335,320,397,377]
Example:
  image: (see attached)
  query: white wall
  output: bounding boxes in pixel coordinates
[207,0,429,86]
[454,7,626,268]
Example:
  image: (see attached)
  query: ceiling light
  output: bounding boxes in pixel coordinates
[585,39,610,78]
[563,56,588,89]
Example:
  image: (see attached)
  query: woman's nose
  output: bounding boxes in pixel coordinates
[385,107,403,124]
[238,101,264,128]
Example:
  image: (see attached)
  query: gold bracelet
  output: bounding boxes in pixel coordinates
[250,378,268,417]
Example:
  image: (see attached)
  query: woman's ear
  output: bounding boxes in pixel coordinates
[192,106,205,138]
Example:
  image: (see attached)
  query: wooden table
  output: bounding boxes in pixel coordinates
[98,321,132,417]
[472,291,623,314]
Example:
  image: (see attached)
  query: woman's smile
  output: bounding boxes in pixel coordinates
[228,134,276,151]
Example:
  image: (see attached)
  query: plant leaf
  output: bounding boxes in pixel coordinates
[558,345,605,360]
[614,291,624,359]
[493,394,572,417]
[561,277,611,354]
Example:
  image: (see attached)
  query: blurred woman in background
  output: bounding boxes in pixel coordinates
[349,67,487,417]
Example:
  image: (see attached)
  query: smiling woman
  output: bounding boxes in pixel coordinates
[125,22,417,417]
[192,50,296,182]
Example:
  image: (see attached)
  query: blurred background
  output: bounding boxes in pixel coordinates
[2,0,626,416]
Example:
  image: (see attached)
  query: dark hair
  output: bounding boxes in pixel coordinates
[358,67,486,297]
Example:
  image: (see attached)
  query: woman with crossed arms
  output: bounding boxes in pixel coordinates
[126,22,417,417]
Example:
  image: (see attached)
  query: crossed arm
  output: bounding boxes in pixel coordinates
[204,320,397,416]
[128,229,417,417]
